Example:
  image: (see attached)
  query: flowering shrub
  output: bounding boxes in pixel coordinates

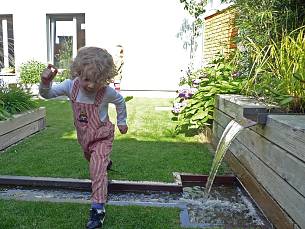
[172,56,245,134]
[172,83,199,114]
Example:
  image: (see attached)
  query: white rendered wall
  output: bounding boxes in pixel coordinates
[1,0,194,91]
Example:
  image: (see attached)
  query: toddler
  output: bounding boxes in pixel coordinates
[39,46,128,229]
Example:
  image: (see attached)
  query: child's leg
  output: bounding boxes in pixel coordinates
[86,141,112,229]
[89,141,112,204]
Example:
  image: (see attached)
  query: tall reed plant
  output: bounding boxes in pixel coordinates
[226,0,305,77]
[244,28,305,112]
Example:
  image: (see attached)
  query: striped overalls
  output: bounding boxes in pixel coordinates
[71,79,115,203]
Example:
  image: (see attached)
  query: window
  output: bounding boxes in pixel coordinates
[0,14,15,71]
[46,14,85,69]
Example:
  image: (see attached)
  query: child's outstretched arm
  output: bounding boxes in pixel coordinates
[105,87,128,134]
[39,64,71,99]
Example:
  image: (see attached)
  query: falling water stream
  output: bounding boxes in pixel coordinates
[205,118,257,196]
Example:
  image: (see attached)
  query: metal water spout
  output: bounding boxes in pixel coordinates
[205,107,272,197]
[243,107,271,125]
[235,116,258,128]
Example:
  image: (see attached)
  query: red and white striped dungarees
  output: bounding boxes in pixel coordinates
[71,79,115,203]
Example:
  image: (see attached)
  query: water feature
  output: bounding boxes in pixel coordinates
[0,184,271,228]
[182,185,271,227]
[0,114,274,227]
[205,118,257,196]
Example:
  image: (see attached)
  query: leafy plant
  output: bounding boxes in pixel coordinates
[226,0,305,76]
[0,83,37,121]
[54,69,71,82]
[55,37,73,69]
[244,28,305,112]
[19,60,46,84]
[179,0,207,22]
[173,55,245,134]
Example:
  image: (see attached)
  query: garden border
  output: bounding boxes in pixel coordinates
[0,107,46,151]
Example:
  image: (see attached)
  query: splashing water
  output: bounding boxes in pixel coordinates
[205,118,257,197]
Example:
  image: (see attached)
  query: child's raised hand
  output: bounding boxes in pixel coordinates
[118,125,128,134]
[41,64,58,85]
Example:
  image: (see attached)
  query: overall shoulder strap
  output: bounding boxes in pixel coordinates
[71,78,80,102]
[94,86,106,106]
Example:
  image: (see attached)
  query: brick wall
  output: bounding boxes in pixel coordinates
[203,7,237,65]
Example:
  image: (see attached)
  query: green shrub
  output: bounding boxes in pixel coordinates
[172,55,245,134]
[54,69,71,82]
[19,60,46,84]
[0,83,37,121]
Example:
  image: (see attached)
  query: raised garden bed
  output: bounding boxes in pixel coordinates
[0,107,46,151]
[212,94,305,229]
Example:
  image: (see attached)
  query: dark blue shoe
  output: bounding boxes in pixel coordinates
[86,208,105,229]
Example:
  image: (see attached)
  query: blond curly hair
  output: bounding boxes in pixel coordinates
[70,46,117,84]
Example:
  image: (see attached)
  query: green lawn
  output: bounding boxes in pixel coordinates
[0,97,229,182]
[0,97,230,228]
[0,199,182,229]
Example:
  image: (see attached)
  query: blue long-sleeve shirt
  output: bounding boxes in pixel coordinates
[39,79,127,125]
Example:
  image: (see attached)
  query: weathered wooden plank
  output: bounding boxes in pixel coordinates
[215,95,305,162]
[0,107,46,136]
[225,153,296,229]
[213,122,305,228]
[253,114,305,162]
[215,94,269,119]
[214,109,305,197]
[0,119,44,151]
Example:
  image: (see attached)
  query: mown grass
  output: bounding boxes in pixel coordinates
[0,97,230,228]
[0,97,229,182]
[0,199,182,229]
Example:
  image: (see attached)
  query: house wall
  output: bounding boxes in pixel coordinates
[0,0,193,91]
[203,7,236,65]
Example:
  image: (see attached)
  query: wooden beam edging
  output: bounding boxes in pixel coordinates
[0,175,92,190]
[0,173,241,193]
[0,175,183,193]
